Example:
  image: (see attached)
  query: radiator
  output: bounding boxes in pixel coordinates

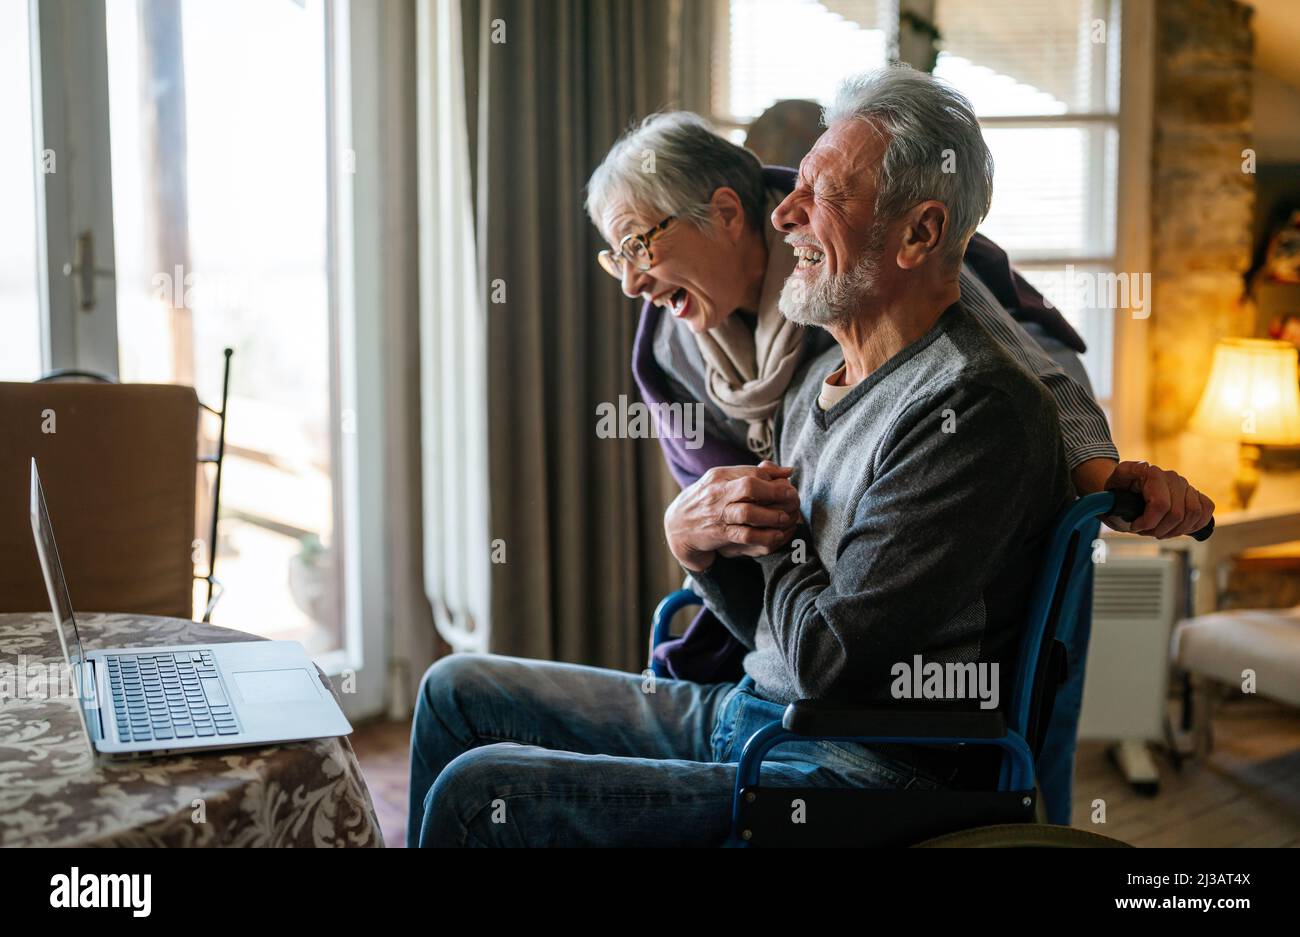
[1077,553,1179,741]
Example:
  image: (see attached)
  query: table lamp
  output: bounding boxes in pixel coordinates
[1189,337,1300,509]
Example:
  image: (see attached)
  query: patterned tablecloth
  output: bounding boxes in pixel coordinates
[0,611,383,847]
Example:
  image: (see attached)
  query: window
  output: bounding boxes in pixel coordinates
[713,0,890,136]
[935,0,1121,404]
[714,0,1121,405]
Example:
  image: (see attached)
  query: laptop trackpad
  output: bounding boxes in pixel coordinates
[232,668,321,704]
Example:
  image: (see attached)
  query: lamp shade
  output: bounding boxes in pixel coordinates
[1189,338,1300,445]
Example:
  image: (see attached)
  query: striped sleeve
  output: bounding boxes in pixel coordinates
[959,264,1119,469]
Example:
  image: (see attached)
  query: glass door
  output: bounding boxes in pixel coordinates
[20,0,387,720]
[29,0,121,378]
[105,0,343,657]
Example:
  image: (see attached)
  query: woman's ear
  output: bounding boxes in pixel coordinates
[710,187,748,242]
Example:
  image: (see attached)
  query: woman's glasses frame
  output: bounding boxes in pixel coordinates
[597,215,676,279]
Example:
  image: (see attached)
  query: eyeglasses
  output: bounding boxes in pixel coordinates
[597,215,676,279]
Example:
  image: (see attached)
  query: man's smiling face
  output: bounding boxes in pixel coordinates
[771,119,894,326]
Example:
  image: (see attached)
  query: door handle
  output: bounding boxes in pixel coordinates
[61,230,115,312]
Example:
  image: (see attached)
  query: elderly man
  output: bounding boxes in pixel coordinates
[407,68,1075,848]
[668,65,1068,767]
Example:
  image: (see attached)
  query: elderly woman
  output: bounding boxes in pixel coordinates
[585,109,1214,824]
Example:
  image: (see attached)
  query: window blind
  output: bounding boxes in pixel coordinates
[934,0,1119,116]
[720,0,888,122]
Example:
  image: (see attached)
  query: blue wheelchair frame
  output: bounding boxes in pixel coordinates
[647,491,1114,846]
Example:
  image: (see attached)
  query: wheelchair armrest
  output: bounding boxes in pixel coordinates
[782,699,1007,740]
[732,704,1034,823]
[648,589,703,677]
[650,588,702,646]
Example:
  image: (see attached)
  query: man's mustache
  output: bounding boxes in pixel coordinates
[784,233,825,251]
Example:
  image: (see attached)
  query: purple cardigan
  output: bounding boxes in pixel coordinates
[639,167,1083,682]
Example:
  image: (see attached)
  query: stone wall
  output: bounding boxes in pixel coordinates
[1148,0,1255,488]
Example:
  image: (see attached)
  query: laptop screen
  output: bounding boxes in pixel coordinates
[29,459,98,745]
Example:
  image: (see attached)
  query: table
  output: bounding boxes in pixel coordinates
[1100,505,1300,777]
[0,611,383,847]
[1103,504,1300,616]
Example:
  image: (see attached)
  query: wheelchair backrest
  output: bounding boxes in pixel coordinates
[1006,492,1113,752]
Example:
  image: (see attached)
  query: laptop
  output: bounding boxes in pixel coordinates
[28,458,352,758]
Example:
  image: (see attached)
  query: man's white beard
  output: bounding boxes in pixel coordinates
[778,227,887,328]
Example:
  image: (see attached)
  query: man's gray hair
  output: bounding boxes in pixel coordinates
[824,66,993,266]
[585,112,767,237]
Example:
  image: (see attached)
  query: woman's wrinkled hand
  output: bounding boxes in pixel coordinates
[1103,460,1215,539]
[665,461,802,572]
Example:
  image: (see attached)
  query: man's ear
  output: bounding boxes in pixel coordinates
[710,187,748,241]
[896,200,948,270]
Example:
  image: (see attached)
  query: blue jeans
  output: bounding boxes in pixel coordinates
[407,654,948,847]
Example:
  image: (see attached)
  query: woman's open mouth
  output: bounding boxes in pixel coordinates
[666,287,692,318]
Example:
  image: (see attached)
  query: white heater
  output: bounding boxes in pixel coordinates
[1078,552,1180,791]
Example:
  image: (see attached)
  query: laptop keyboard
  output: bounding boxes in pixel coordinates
[106,651,241,744]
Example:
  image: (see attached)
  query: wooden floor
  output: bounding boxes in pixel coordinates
[1071,698,1300,847]
[350,718,413,848]
[353,696,1300,848]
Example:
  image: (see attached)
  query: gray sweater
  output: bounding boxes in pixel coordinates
[692,303,1070,708]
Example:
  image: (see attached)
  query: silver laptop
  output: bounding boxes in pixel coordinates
[29,458,352,757]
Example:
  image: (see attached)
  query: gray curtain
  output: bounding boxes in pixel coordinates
[460,0,710,670]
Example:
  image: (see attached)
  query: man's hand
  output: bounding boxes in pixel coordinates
[1101,460,1215,538]
[665,461,802,572]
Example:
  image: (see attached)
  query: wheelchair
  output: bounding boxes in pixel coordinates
[647,491,1213,847]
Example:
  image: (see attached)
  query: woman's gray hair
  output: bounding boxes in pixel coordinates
[585,112,767,237]
[824,65,994,267]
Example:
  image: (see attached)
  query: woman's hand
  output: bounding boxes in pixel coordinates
[1102,460,1215,538]
[1076,457,1215,537]
[665,461,802,572]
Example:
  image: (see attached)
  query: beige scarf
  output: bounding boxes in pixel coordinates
[691,190,805,460]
